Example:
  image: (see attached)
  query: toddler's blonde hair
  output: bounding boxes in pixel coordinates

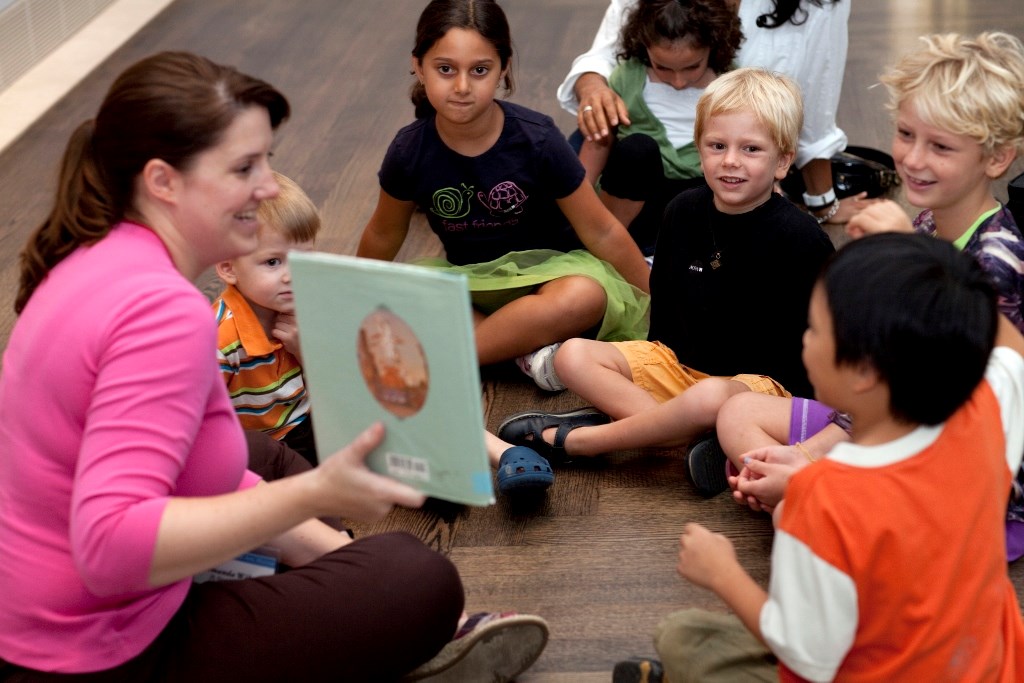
[258,171,320,243]
[694,67,803,158]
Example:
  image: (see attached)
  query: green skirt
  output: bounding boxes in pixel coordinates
[416,249,650,341]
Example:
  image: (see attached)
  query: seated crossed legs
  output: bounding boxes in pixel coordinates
[499,338,790,495]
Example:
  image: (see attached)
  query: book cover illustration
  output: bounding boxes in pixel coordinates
[357,308,428,419]
[289,251,494,506]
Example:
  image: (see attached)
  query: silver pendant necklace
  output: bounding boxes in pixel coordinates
[709,218,723,270]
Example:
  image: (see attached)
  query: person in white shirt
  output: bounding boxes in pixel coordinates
[558,0,867,225]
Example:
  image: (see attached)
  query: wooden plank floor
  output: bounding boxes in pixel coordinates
[0,1,1022,679]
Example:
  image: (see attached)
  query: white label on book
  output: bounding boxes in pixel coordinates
[386,451,430,482]
[193,548,278,584]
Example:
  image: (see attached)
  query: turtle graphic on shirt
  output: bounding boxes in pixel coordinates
[478,181,527,216]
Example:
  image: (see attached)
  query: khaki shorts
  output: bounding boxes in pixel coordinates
[655,609,778,682]
[610,340,791,404]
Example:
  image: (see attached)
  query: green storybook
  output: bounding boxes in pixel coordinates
[289,251,494,507]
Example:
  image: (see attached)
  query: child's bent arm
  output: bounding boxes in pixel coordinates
[558,184,651,293]
[677,523,768,643]
[579,137,613,188]
[356,189,416,261]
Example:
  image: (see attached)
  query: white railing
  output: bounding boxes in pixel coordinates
[0,0,116,92]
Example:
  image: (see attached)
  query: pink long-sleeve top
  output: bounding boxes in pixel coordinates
[0,222,260,672]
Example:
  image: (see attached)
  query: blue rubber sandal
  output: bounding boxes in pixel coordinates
[496,446,554,495]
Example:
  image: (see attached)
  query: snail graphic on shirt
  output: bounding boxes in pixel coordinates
[429,183,473,218]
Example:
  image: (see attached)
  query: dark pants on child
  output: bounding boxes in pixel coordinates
[0,435,465,682]
[279,416,318,468]
[599,133,706,255]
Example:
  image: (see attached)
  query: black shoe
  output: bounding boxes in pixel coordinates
[686,433,729,497]
[496,407,609,462]
[613,657,664,683]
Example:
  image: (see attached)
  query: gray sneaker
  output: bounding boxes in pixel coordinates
[402,612,549,682]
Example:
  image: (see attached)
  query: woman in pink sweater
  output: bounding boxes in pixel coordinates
[0,51,545,682]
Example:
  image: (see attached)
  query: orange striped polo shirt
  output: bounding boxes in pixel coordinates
[213,285,310,439]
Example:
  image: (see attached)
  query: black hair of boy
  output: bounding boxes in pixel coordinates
[822,233,997,425]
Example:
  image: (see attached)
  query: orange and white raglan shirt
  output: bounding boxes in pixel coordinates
[213,284,310,439]
[761,347,1024,682]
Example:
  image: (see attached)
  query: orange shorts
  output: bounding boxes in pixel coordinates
[609,340,791,404]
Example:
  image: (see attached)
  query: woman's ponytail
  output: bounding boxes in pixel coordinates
[15,119,115,314]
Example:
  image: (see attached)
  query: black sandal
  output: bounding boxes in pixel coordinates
[496,408,610,462]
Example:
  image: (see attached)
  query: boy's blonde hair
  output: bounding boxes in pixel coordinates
[881,32,1024,157]
[694,67,803,157]
[258,171,320,243]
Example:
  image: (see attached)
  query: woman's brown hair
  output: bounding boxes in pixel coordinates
[15,51,290,313]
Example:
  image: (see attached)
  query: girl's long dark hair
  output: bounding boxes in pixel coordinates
[756,0,840,29]
[410,0,515,119]
[15,51,289,313]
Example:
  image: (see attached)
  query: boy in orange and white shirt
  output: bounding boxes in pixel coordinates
[625,234,1024,682]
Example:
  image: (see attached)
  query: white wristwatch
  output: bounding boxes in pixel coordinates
[803,187,837,209]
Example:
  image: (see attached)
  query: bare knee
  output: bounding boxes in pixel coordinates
[719,392,791,440]
[717,391,766,433]
[539,276,606,325]
[684,378,748,419]
[554,337,597,383]
[554,337,623,384]
[716,392,793,462]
